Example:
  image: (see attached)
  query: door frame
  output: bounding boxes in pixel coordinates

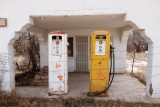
[68,36,76,71]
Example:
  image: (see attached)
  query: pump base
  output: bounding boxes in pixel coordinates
[87,92,109,97]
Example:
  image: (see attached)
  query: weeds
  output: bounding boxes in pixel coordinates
[0,90,47,107]
[0,91,160,107]
[60,97,160,107]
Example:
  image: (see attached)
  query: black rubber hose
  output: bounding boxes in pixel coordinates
[109,46,113,83]
[87,46,115,96]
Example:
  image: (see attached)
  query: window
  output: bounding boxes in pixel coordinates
[68,37,74,57]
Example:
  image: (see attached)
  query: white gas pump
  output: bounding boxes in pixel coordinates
[48,31,68,95]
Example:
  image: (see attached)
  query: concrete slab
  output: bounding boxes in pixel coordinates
[15,73,160,103]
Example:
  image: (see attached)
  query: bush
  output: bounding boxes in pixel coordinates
[0,91,47,107]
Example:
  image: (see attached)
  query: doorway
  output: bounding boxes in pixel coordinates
[76,36,89,72]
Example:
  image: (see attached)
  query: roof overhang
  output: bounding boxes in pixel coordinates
[31,14,132,30]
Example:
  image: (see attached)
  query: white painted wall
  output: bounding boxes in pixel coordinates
[0,0,160,98]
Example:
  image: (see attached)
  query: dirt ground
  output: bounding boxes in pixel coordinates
[126,52,148,84]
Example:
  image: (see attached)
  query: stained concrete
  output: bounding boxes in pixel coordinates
[15,73,160,103]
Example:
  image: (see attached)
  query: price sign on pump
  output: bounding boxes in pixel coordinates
[95,36,106,55]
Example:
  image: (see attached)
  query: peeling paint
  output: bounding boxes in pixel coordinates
[98,71,105,80]
[56,63,61,69]
[149,83,153,96]
[57,75,63,81]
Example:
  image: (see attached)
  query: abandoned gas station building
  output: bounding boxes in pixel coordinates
[0,0,160,98]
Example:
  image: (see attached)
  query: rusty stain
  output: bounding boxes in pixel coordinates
[149,83,153,96]
[56,63,61,69]
[57,75,63,80]
[98,61,102,64]
[58,85,63,91]
[97,71,105,80]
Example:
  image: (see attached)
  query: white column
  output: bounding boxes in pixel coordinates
[147,43,160,98]
[113,30,131,73]
[0,47,15,92]
[39,38,46,68]
[146,43,153,97]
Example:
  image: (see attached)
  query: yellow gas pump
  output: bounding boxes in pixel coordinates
[88,31,115,97]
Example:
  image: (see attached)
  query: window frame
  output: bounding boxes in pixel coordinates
[67,37,74,58]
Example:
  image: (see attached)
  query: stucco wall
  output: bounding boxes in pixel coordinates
[0,0,160,97]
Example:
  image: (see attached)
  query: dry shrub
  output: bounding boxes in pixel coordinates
[0,90,47,107]
[58,97,160,107]
[0,91,160,107]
